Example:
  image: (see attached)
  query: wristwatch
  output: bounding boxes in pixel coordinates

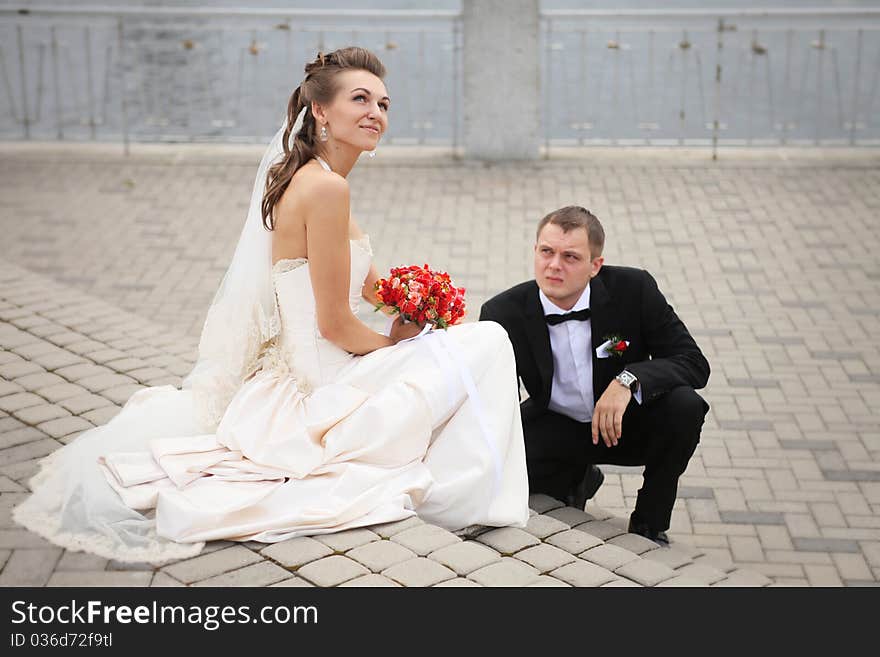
[615,369,639,393]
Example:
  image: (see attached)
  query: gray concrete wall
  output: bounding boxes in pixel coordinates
[462,0,540,160]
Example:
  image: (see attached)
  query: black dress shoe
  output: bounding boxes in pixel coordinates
[627,517,670,547]
[565,465,605,510]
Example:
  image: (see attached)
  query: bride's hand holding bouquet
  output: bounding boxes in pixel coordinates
[375,264,467,343]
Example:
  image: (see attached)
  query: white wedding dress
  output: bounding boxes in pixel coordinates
[14,233,529,563]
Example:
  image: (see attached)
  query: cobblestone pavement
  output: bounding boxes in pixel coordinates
[1,143,879,586]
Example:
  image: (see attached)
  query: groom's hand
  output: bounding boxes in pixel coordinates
[591,380,632,447]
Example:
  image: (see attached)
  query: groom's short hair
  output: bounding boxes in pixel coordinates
[537,206,605,258]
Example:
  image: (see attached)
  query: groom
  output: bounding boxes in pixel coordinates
[480,206,710,545]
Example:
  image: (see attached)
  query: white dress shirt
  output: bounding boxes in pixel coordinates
[540,285,642,424]
[540,286,595,423]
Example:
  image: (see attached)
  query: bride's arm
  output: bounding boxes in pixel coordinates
[304,176,411,354]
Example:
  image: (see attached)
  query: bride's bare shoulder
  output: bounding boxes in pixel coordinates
[274,161,348,232]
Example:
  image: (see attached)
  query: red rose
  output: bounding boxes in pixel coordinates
[614,340,627,353]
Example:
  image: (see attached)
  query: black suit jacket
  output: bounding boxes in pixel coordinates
[479,266,710,423]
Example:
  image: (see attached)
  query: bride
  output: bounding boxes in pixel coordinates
[14,47,529,563]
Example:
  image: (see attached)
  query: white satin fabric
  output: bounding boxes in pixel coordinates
[14,236,529,562]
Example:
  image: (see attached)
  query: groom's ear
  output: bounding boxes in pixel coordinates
[590,256,604,278]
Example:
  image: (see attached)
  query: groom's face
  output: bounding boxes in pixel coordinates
[534,224,603,310]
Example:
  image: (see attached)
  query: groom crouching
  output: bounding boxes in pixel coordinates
[480,206,710,545]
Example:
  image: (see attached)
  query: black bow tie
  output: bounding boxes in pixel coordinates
[544,308,591,326]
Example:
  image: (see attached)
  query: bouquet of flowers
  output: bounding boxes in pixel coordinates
[374,264,467,329]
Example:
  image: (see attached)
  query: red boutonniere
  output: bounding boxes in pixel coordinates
[602,334,629,358]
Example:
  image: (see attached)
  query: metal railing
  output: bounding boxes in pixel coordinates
[0,4,463,151]
[541,7,880,155]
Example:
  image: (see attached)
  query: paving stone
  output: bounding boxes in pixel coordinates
[78,373,138,393]
[528,493,565,514]
[59,393,113,414]
[0,380,24,397]
[382,557,457,587]
[347,539,416,572]
[433,577,483,587]
[546,529,604,554]
[545,506,597,526]
[339,574,401,587]
[712,569,773,587]
[37,382,89,403]
[391,524,460,556]
[0,426,48,450]
[161,545,263,584]
[581,544,640,570]
[151,572,185,587]
[527,575,572,587]
[56,551,110,571]
[54,363,113,381]
[15,372,66,391]
[428,540,501,576]
[297,555,370,587]
[47,571,153,587]
[37,416,93,439]
[270,576,314,587]
[468,557,540,587]
[549,559,617,587]
[0,361,44,379]
[674,562,729,585]
[601,578,643,587]
[0,548,62,586]
[0,439,59,468]
[260,537,333,568]
[314,528,380,553]
[792,537,861,553]
[193,561,291,587]
[615,558,677,587]
[82,406,120,425]
[0,548,11,569]
[0,392,45,413]
[642,547,696,570]
[475,527,540,555]
[656,575,708,587]
[524,513,572,539]
[514,543,577,573]
[101,384,147,405]
[0,476,26,492]
[31,351,86,371]
[607,532,663,555]
[575,520,627,541]
[13,403,70,425]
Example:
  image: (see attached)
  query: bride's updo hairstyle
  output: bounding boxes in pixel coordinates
[261,47,387,230]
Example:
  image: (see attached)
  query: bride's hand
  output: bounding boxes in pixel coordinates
[389,315,425,343]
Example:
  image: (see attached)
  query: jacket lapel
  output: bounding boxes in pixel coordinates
[524,282,553,404]
[589,274,613,402]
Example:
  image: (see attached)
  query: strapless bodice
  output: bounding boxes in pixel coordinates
[264,236,373,390]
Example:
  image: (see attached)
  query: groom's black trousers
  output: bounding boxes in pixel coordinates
[522,386,707,532]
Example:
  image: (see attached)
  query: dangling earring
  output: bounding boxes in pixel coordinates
[319,125,328,142]
[368,149,377,159]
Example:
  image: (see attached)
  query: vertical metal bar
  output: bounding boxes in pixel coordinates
[580,29,586,145]
[85,26,96,139]
[831,46,844,134]
[815,29,824,145]
[712,19,723,160]
[16,24,30,138]
[782,28,792,144]
[748,29,756,145]
[33,44,44,123]
[765,51,774,137]
[418,30,425,144]
[101,42,112,125]
[118,18,129,155]
[545,18,552,158]
[452,17,460,156]
[679,30,688,145]
[850,29,862,145]
[612,30,620,146]
[51,25,62,139]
